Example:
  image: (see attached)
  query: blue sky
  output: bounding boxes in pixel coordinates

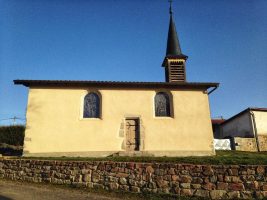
[0,0,267,125]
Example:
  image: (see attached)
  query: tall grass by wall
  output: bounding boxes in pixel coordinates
[0,125,25,156]
[0,125,25,146]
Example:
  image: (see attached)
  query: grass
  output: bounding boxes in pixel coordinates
[7,150,267,165]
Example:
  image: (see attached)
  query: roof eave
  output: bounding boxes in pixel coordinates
[221,107,267,126]
[14,79,219,90]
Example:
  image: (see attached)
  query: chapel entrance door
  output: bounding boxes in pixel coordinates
[125,119,140,151]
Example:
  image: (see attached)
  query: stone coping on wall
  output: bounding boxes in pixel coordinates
[0,159,267,199]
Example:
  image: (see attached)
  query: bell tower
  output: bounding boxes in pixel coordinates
[162,1,188,82]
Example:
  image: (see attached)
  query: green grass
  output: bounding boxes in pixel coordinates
[10,150,267,165]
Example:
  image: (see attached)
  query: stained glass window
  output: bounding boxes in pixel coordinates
[83,92,100,118]
[155,92,171,117]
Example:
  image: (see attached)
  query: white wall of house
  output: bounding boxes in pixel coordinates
[254,111,267,136]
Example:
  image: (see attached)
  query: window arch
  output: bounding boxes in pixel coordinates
[154,92,171,117]
[83,92,100,118]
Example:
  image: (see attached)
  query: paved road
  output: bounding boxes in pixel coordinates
[0,180,123,200]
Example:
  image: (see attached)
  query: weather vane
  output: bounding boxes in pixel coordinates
[169,0,173,15]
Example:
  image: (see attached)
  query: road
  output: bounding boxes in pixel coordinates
[0,180,124,200]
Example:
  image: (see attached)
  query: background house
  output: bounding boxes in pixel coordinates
[219,108,267,151]
[211,118,225,139]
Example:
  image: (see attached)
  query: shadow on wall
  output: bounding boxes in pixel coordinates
[0,195,13,200]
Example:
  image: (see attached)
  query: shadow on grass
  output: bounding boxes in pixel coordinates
[0,148,23,156]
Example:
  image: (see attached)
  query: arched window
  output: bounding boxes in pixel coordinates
[83,92,100,118]
[154,92,171,117]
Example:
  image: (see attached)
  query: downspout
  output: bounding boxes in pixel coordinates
[250,110,260,152]
[207,85,218,153]
[208,86,218,95]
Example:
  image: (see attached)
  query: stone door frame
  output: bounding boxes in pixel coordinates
[125,117,141,152]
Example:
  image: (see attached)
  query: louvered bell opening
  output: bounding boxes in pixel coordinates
[168,61,186,82]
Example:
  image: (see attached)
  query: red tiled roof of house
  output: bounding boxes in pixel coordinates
[211,119,225,125]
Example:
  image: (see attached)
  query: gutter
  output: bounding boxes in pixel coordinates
[208,85,218,95]
[250,110,260,152]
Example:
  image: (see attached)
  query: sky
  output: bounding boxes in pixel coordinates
[0,0,267,125]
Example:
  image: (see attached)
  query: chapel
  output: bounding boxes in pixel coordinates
[14,3,219,157]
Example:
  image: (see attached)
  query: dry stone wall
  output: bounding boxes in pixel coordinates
[233,136,267,152]
[0,159,267,199]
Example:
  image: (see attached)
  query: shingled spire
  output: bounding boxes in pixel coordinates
[166,5,181,56]
[162,0,188,82]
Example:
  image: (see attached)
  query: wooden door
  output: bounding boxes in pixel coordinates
[125,119,140,151]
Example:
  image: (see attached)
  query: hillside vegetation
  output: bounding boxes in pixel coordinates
[0,125,25,156]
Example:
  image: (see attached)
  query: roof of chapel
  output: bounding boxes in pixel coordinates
[14,79,219,90]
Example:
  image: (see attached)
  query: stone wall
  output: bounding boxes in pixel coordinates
[258,135,267,152]
[233,136,267,152]
[234,138,258,152]
[0,159,267,199]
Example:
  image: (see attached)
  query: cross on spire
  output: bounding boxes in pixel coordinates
[166,0,182,57]
[169,0,173,15]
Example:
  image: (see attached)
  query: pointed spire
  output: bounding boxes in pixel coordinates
[166,14,182,56]
[162,1,187,82]
[166,0,183,56]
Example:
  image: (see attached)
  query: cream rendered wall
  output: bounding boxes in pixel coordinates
[254,111,267,135]
[221,113,254,138]
[24,87,214,157]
